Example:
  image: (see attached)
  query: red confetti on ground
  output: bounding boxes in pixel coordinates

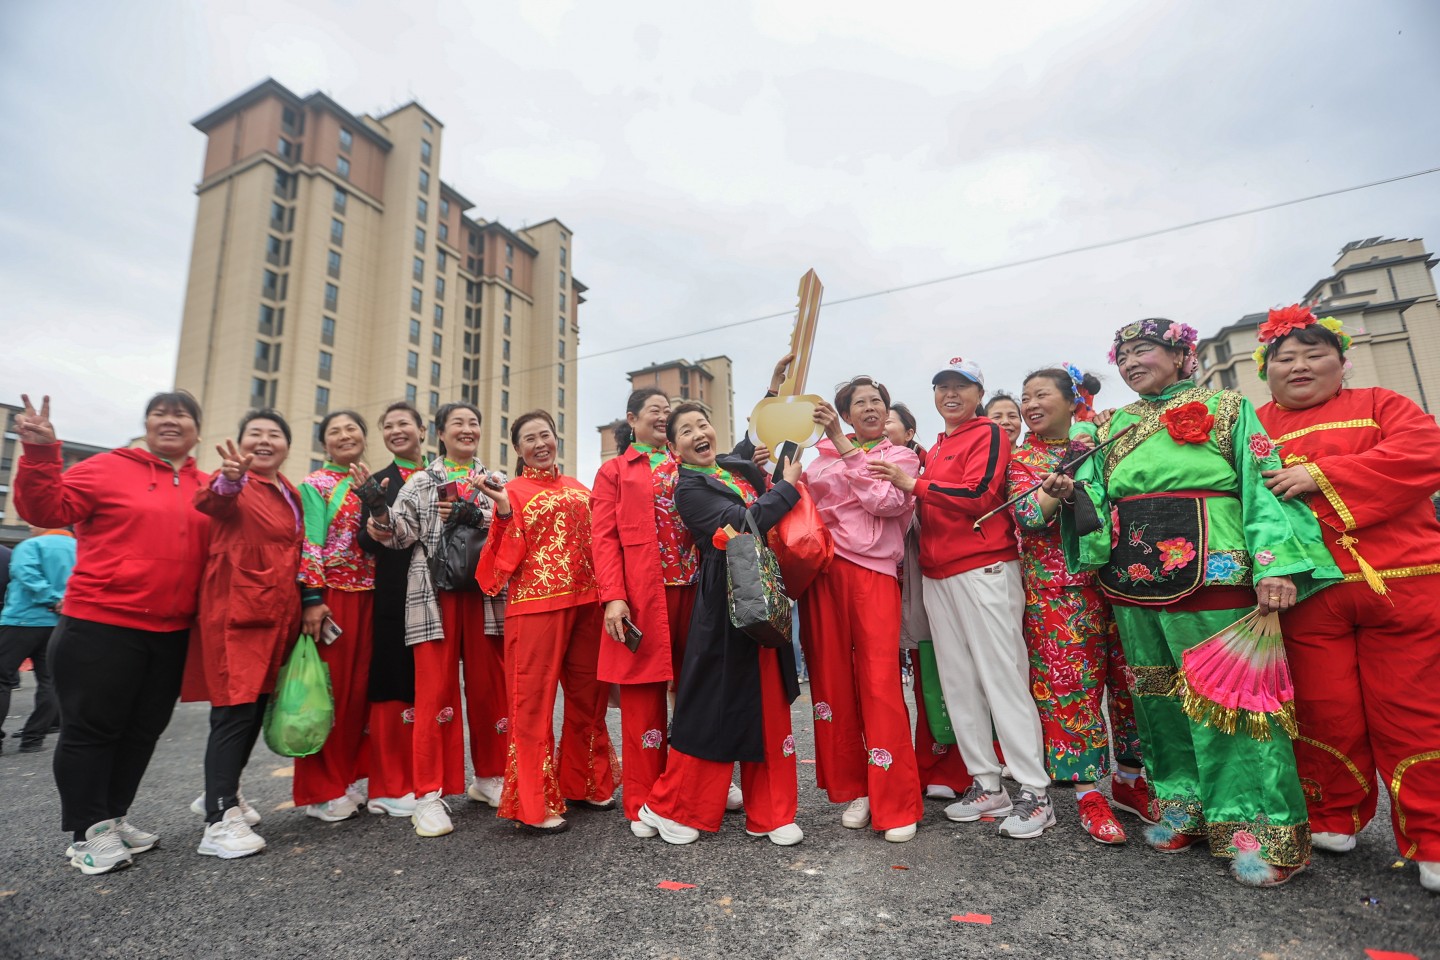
[1365,951,1419,960]
[890,865,910,870]
[951,913,992,925]
[799,759,816,764]
[656,881,696,891]
[979,816,998,822]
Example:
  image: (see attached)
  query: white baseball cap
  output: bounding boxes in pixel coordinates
[932,356,985,388]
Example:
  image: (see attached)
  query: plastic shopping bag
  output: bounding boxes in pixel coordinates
[262,634,335,758]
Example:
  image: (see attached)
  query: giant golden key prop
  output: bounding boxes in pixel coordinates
[748,269,826,462]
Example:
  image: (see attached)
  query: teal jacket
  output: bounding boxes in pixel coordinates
[1,532,76,628]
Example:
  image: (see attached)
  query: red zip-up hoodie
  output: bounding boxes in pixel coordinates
[15,442,210,632]
[912,417,1017,578]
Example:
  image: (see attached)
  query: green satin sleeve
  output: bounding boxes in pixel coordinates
[1060,420,1110,574]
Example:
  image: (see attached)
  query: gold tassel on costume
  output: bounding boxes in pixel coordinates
[1336,533,1388,597]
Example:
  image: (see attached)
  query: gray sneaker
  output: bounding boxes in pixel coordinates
[944,782,1015,822]
[997,789,1056,839]
[69,820,134,875]
[114,817,159,854]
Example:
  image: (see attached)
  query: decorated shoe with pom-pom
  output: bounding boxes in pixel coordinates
[1144,821,1200,853]
[1230,849,1307,887]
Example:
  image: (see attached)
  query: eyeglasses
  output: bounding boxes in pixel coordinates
[833,375,883,394]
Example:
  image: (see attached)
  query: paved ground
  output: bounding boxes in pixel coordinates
[0,671,1434,960]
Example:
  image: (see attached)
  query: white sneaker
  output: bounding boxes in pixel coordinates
[412,790,453,837]
[630,818,659,839]
[884,822,918,843]
[467,776,503,808]
[997,789,1055,840]
[197,807,267,860]
[842,797,871,829]
[346,780,368,806]
[944,782,1015,822]
[305,795,359,822]
[69,820,133,875]
[367,793,417,817]
[725,782,744,812]
[747,822,804,846]
[114,817,159,854]
[924,784,957,800]
[1312,831,1356,853]
[191,791,261,826]
[638,804,699,845]
[1420,860,1440,893]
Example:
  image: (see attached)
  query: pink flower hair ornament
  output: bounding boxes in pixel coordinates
[1109,318,1200,368]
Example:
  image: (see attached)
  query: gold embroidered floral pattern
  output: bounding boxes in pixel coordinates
[1296,735,1370,835]
[1304,463,1355,530]
[510,486,597,604]
[1101,387,1214,483]
[1205,819,1311,866]
[1211,390,1244,465]
[1130,665,1180,697]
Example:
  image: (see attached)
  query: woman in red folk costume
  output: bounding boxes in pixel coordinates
[801,377,923,843]
[1255,304,1440,894]
[474,410,616,834]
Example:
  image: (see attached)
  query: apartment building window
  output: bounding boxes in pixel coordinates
[278,137,297,161]
[411,288,423,312]
[417,198,428,221]
[502,364,509,386]
[333,187,347,214]
[1330,280,1346,297]
[339,128,353,152]
[262,269,279,300]
[440,199,450,219]
[318,350,332,380]
[251,377,269,408]
[324,283,338,311]
[432,332,442,355]
[413,257,424,282]
[409,319,421,344]
[421,140,432,165]
[464,307,475,329]
[1219,368,1237,390]
[558,437,565,458]
[468,232,478,253]
[559,293,566,311]
[1214,341,1231,363]
[327,251,341,279]
[437,250,447,273]
[504,267,513,282]
[462,357,472,379]
[503,340,510,361]
[266,235,283,265]
[504,242,514,262]
[270,202,286,230]
[558,316,565,334]
[433,304,443,326]
[315,385,330,416]
[331,218,345,245]
[438,223,449,243]
[258,304,277,335]
[499,442,508,466]
[321,316,336,346]
[558,387,565,407]
[557,412,565,433]
[406,351,419,377]
[415,227,426,251]
[501,390,509,412]
[429,391,439,414]
[500,416,508,436]
[430,361,441,386]
[282,106,301,134]
[423,119,434,134]
[434,276,446,299]
[405,383,417,405]
[504,291,512,309]
[557,362,565,383]
[559,246,567,266]
[336,155,350,179]
[558,339,565,359]
[312,423,324,454]
[504,315,511,335]
[419,169,430,193]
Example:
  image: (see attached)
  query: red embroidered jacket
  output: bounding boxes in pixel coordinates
[475,466,598,614]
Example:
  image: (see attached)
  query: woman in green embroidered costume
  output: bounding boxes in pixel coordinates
[1051,318,1341,887]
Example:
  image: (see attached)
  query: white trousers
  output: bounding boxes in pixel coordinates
[922,560,1049,792]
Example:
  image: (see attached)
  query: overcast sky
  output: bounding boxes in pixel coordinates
[3,1,1438,481]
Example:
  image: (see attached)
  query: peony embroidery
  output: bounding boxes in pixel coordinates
[1161,806,1190,830]
[1156,537,1195,573]
[814,702,833,722]
[781,734,796,758]
[1126,563,1155,583]
[1247,432,1275,461]
[1110,506,1121,549]
[437,706,455,724]
[868,747,894,771]
[1205,553,1242,582]
[1120,665,1138,693]
[401,707,415,725]
[495,716,509,734]
[1255,550,1275,567]
[1230,829,1261,853]
[931,742,949,756]
[1032,680,1053,701]
[641,728,664,749]
[1159,402,1214,445]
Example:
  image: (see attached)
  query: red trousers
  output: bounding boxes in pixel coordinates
[646,646,797,834]
[799,557,922,830]
[616,585,696,820]
[908,649,973,794]
[461,624,507,780]
[1282,576,1440,861]
[294,589,372,806]
[499,603,617,825]
[367,700,414,800]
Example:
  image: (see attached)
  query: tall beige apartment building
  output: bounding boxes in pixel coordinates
[1198,237,1440,412]
[596,356,735,462]
[176,79,585,481]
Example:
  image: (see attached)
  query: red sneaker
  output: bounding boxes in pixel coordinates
[1147,829,1200,854]
[1111,775,1161,824]
[1077,791,1127,845]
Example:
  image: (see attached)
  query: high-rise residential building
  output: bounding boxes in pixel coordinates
[1198,237,1440,411]
[176,79,585,482]
[597,356,735,462]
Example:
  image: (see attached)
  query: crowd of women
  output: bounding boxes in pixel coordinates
[10,303,1439,893]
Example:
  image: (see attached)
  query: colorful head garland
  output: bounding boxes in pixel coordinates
[1061,361,1096,421]
[1251,304,1352,381]
[1108,318,1200,376]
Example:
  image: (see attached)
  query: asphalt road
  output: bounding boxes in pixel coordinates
[0,671,1434,960]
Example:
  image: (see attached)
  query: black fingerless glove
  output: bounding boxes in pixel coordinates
[450,499,487,528]
[355,477,388,511]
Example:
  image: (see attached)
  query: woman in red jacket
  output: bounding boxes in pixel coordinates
[474,410,617,833]
[183,409,302,859]
[13,391,211,875]
[591,387,700,837]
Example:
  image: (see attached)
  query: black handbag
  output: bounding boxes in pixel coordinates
[725,510,793,648]
[429,498,489,592]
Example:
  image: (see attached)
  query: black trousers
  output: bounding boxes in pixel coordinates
[0,625,58,746]
[49,617,188,835]
[203,696,268,824]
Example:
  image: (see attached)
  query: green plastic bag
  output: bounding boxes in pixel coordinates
[263,634,335,758]
[917,640,956,745]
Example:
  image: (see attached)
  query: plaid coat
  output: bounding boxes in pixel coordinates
[388,457,505,646]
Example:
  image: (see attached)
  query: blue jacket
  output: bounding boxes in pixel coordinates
[1,533,76,628]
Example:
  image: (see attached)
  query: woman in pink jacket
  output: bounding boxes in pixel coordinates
[800,376,924,842]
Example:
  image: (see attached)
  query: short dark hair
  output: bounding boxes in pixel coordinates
[434,402,483,457]
[983,392,1020,416]
[665,402,710,444]
[319,409,367,438]
[381,401,425,431]
[616,387,668,453]
[834,377,892,418]
[145,390,202,429]
[1023,368,1102,405]
[237,408,292,445]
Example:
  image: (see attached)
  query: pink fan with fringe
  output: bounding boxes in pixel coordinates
[1178,610,1297,741]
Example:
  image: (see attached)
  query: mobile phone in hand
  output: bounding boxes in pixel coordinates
[320,615,343,646]
[439,479,460,502]
[482,471,507,491]
[772,440,799,483]
[620,616,643,653]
